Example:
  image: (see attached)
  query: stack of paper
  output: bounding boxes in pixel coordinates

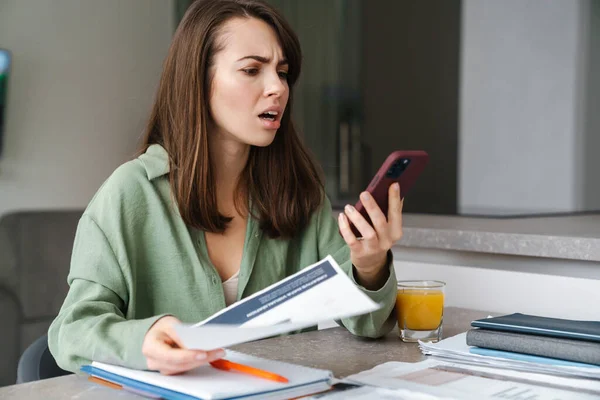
[343,358,600,400]
[467,313,600,366]
[418,332,600,380]
[83,350,333,400]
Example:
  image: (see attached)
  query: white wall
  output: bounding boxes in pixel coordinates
[393,257,600,321]
[459,0,598,215]
[0,0,174,217]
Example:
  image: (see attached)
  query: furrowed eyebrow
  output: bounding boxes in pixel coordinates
[237,55,289,67]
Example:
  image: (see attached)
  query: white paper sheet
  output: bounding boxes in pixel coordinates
[306,385,446,399]
[344,359,600,400]
[175,255,381,350]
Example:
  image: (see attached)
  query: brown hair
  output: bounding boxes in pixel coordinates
[139,0,323,239]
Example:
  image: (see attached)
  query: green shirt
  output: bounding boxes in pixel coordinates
[48,144,397,373]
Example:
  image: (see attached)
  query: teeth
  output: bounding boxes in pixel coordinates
[265,111,278,115]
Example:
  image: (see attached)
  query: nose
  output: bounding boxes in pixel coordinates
[264,71,286,98]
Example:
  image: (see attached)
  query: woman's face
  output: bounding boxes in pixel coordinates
[209,17,289,148]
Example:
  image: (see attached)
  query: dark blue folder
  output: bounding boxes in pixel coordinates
[471,313,600,342]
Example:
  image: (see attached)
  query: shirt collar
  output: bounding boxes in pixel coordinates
[138,144,170,180]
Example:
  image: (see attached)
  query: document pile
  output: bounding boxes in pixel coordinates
[309,313,600,399]
[419,313,600,381]
[83,350,333,400]
[467,313,600,366]
[341,358,600,400]
[419,332,600,380]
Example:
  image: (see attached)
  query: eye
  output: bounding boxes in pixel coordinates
[278,71,289,79]
[242,68,259,76]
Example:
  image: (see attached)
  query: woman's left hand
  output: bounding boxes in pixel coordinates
[338,182,404,290]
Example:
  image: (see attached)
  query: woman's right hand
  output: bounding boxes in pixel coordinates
[142,315,225,375]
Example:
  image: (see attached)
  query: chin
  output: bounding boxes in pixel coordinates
[249,131,278,147]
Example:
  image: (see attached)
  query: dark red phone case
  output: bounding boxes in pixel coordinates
[350,150,429,237]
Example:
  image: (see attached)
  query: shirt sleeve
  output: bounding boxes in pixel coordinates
[316,196,397,338]
[48,215,166,373]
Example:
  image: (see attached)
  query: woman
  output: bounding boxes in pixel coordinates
[49,0,403,376]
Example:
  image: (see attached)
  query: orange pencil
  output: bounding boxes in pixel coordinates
[88,375,123,390]
[210,359,289,383]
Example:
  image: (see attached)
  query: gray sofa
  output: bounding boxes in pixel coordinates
[0,210,82,386]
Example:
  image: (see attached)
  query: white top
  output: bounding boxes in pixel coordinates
[222,270,240,306]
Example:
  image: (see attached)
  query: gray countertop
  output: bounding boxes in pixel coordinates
[0,307,489,399]
[396,213,600,262]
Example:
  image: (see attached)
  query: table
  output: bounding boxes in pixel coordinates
[0,307,489,399]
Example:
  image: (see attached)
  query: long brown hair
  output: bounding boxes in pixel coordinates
[139,0,323,239]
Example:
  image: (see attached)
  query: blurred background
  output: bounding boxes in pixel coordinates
[1,0,599,218]
[0,0,599,388]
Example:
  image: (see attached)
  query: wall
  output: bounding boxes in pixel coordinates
[459,0,600,215]
[0,0,174,217]
[361,0,461,215]
[393,249,600,320]
[317,248,600,330]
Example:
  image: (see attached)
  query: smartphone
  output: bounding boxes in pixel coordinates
[349,150,429,237]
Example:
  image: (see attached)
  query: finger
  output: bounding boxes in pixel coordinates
[158,359,217,376]
[162,322,226,361]
[387,183,404,240]
[147,336,209,366]
[148,347,226,373]
[151,358,205,375]
[161,349,225,375]
[359,191,389,238]
[147,356,204,374]
[163,323,189,350]
[162,333,227,364]
[344,204,377,242]
[206,348,227,360]
[338,213,361,250]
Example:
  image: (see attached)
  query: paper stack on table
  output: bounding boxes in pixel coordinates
[466,312,600,367]
[418,332,600,380]
[342,358,600,400]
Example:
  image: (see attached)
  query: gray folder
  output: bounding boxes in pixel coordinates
[466,328,600,366]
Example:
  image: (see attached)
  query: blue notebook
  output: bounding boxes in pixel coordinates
[471,313,600,342]
[81,350,332,400]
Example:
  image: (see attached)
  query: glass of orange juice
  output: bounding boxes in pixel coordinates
[396,280,445,342]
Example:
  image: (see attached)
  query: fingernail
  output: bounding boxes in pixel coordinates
[196,353,207,361]
[216,350,226,359]
[338,213,345,224]
[345,204,355,213]
[360,192,370,201]
[394,183,400,191]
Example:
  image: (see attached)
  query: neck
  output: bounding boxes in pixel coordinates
[208,130,250,211]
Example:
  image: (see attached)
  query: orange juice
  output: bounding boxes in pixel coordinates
[396,289,444,330]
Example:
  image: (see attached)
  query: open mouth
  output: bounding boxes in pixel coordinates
[258,111,279,122]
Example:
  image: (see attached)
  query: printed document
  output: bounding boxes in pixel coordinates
[175,255,381,350]
[344,359,600,400]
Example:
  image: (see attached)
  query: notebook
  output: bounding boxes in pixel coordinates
[471,313,600,342]
[466,328,600,366]
[81,350,333,400]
